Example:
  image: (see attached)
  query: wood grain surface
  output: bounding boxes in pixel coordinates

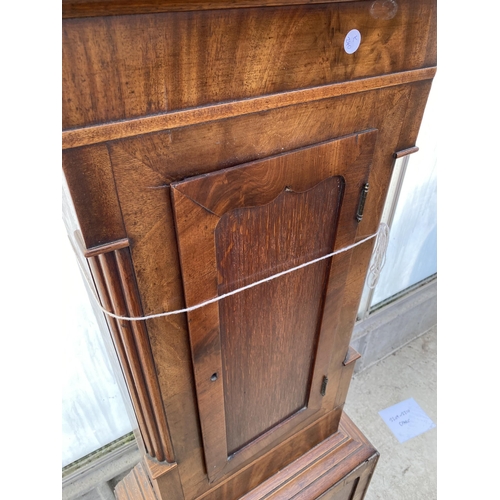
[62,68,436,149]
[217,178,342,454]
[115,461,158,500]
[237,412,378,500]
[83,245,175,463]
[169,131,375,482]
[62,1,436,497]
[63,0,365,18]
[63,79,433,498]
[62,145,126,248]
[63,1,436,129]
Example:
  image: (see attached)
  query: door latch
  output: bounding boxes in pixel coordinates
[356,183,370,222]
[320,376,328,397]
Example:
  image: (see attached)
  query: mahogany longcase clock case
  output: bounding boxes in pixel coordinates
[62,0,436,498]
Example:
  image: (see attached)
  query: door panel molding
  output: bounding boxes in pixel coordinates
[171,130,377,481]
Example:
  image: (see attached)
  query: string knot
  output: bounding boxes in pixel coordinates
[367,222,390,289]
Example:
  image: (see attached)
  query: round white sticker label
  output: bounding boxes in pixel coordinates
[344,29,361,54]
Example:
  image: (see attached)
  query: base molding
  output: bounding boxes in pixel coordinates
[115,461,156,500]
[115,412,378,500]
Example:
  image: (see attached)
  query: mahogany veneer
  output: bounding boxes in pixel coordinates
[116,413,378,500]
[62,0,436,498]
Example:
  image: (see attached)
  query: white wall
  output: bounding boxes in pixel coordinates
[62,205,133,468]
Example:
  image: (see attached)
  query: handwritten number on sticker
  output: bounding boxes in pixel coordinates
[344,29,361,54]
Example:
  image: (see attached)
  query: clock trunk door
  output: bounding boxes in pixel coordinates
[171,130,377,481]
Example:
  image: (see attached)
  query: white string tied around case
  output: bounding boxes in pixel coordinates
[82,223,390,322]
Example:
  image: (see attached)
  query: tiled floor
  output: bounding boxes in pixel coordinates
[345,326,437,500]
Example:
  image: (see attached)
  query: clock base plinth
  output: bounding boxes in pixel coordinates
[115,412,378,500]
